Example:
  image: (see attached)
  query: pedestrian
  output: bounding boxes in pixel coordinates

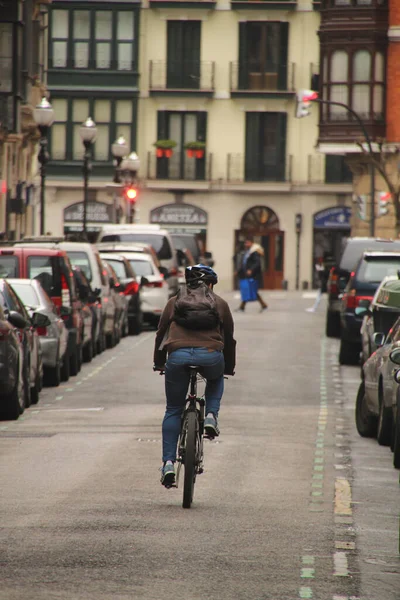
[234,236,268,312]
[306,252,332,313]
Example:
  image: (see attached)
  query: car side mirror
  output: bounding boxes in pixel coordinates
[355,306,369,317]
[8,311,27,329]
[373,332,386,348]
[31,312,51,328]
[109,277,116,289]
[93,287,101,298]
[390,347,400,366]
[60,305,72,317]
[159,266,169,279]
[140,276,149,287]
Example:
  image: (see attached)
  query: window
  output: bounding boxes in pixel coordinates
[67,252,92,281]
[321,48,385,122]
[50,8,136,71]
[167,21,201,89]
[245,113,287,182]
[0,24,13,92]
[325,155,352,183]
[0,255,19,278]
[49,98,136,164]
[129,260,154,277]
[238,22,289,91]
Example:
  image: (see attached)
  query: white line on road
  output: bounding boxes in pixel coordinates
[31,408,105,412]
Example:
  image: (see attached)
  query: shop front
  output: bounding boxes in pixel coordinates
[149,203,208,255]
[63,201,113,242]
[235,205,284,290]
[312,206,351,286]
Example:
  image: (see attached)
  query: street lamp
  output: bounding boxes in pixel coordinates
[121,152,140,223]
[79,117,97,238]
[111,135,129,223]
[33,97,54,235]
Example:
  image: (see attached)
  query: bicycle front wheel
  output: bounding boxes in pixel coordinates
[182,410,197,509]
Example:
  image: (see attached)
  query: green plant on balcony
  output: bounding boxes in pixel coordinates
[154,139,177,158]
[184,140,206,158]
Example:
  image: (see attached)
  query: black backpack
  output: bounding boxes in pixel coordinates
[173,283,221,331]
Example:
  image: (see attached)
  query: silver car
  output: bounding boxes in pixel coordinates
[8,279,69,387]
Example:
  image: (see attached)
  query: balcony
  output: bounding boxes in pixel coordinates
[230,0,296,9]
[149,0,215,7]
[149,61,215,96]
[146,151,213,186]
[227,154,292,184]
[48,58,139,89]
[230,62,295,98]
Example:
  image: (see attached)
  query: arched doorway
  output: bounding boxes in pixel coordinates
[235,206,284,290]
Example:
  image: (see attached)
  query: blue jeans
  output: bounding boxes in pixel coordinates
[162,347,225,462]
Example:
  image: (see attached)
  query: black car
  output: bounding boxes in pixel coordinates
[339,251,400,365]
[326,237,400,338]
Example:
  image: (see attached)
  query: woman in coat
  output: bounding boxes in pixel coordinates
[234,237,268,312]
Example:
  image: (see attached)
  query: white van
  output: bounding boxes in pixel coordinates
[96,224,179,296]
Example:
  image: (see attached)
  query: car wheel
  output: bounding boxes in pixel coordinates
[30,369,41,405]
[23,360,31,409]
[326,310,340,338]
[82,340,93,363]
[45,359,61,387]
[339,338,359,366]
[129,314,142,336]
[106,330,115,349]
[393,394,400,469]
[355,382,377,437]
[60,352,70,382]
[0,363,24,420]
[377,394,392,446]
[70,346,81,376]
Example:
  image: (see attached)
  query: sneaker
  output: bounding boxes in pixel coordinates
[204,413,220,438]
[160,461,176,487]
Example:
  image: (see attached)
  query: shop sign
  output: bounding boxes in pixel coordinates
[64,201,113,224]
[150,203,208,226]
[313,206,351,229]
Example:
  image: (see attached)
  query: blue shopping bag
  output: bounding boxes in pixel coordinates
[239,278,258,302]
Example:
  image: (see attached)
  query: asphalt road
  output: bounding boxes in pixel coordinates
[0,291,399,600]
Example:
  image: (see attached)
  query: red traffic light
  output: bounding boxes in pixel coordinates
[124,186,138,202]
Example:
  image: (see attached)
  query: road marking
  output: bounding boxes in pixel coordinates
[299,587,313,598]
[32,408,104,412]
[333,552,349,576]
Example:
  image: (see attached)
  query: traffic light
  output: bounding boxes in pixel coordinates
[124,186,138,203]
[295,90,318,118]
[378,191,391,216]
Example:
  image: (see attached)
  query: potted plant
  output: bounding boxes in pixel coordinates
[184,141,206,159]
[153,139,177,158]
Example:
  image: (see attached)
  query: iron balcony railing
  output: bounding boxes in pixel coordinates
[147,150,213,182]
[149,60,215,92]
[227,153,292,183]
[230,62,295,93]
[49,57,136,71]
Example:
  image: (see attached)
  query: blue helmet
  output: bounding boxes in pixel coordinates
[185,264,218,286]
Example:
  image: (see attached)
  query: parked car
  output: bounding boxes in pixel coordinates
[5,244,83,377]
[7,278,69,387]
[15,238,114,356]
[99,252,143,335]
[325,237,400,338]
[339,251,400,365]
[356,315,400,450]
[387,347,400,469]
[360,275,400,366]
[0,279,44,409]
[101,260,127,344]
[96,224,179,296]
[122,251,169,326]
[72,267,95,363]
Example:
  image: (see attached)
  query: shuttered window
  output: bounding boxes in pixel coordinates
[245,113,287,182]
[167,21,201,89]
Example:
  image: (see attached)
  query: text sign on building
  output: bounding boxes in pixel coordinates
[150,203,208,226]
[64,201,113,224]
[313,207,351,229]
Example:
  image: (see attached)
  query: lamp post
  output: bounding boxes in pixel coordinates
[111,135,128,223]
[121,152,140,223]
[79,117,97,239]
[33,98,54,235]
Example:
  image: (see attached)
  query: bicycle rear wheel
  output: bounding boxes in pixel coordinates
[183,410,197,509]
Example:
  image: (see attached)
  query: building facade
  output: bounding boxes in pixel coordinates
[0,0,52,240]
[45,0,353,291]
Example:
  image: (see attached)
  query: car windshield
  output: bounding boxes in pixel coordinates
[129,260,154,276]
[101,234,172,260]
[67,251,92,282]
[358,258,400,283]
[10,284,40,308]
[0,255,19,278]
[105,259,126,279]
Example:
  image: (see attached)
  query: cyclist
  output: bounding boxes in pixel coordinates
[154,264,236,487]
